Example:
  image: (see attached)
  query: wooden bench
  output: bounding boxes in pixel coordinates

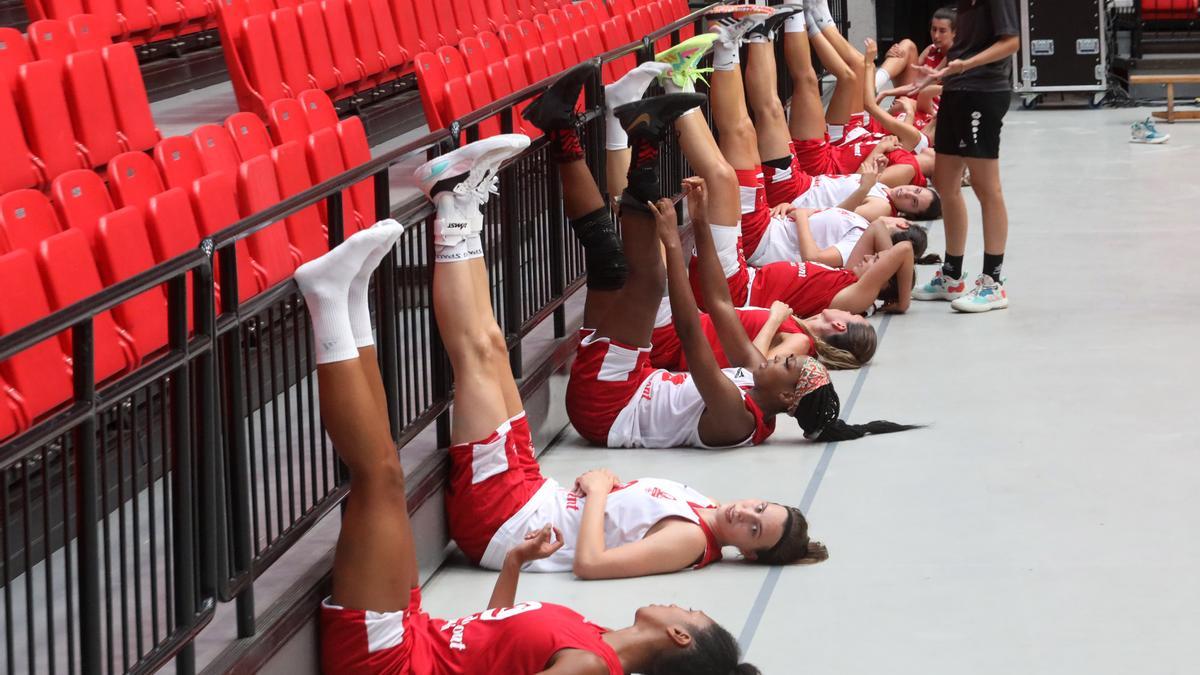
[1129,73,1200,122]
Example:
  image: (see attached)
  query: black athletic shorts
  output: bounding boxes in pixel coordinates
[934,90,1011,159]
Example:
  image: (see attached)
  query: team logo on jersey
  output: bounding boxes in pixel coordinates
[646,487,677,501]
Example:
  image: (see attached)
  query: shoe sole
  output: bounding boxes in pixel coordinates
[1130,137,1169,144]
[912,290,965,301]
[951,298,1009,313]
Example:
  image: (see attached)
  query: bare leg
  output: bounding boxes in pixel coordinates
[882,39,918,86]
[809,30,859,125]
[964,157,1008,257]
[591,205,667,347]
[676,113,740,227]
[934,153,969,258]
[744,41,792,163]
[710,62,762,173]
[606,148,631,203]
[784,27,831,142]
[559,156,621,327]
[324,354,418,613]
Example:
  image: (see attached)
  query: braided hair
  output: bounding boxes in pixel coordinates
[788,360,922,442]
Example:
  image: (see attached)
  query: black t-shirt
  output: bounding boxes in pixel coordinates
[944,0,1020,92]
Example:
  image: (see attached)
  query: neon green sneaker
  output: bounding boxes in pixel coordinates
[655,33,718,92]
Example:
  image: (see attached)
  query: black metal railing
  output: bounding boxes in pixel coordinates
[0,5,715,673]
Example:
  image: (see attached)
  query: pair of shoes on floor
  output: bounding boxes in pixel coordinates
[1130,117,1170,144]
[913,270,1009,313]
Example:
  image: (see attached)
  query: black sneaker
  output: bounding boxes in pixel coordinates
[521,61,600,131]
[748,6,802,42]
[613,92,708,142]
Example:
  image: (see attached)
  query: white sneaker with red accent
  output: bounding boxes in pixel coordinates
[912,269,969,301]
[951,274,1009,313]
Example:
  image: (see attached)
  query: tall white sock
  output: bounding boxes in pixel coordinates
[875,69,893,93]
[713,42,740,72]
[708,222,744,278]
[295,225,404,364]
[784,11,807,33]
[435,233,484,263]
[349,219,405,348]
[809,0,836,31]
[605,62,672,151]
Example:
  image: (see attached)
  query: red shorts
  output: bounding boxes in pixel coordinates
[321,586,427,674]
[761,142,813,206]
[736,168,770,259]
[792,134,842,177]
[649,324,684,371]
[565,330,655,445]
[446,413,545,564]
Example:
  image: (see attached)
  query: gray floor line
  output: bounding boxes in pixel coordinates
[738,314,893,652]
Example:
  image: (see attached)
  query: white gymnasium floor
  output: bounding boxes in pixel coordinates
[414,107,1200,674]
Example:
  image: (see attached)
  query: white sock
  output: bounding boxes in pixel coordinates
[809,0,835,30]
[714,42,740,72]
[875,69,892,92]
[708,222,743,278]
[805,8,821,37]
[605,62,672,151]
[295,225,404,364]
[349,219,405,348]
[435,234,484,263]
[784,12,807,33]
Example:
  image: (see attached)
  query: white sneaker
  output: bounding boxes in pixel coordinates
[912,269,969,301]
[1130,117,1169,144]
[414,134,531,245]
[950,274,1009,313]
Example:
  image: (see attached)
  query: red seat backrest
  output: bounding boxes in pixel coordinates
[240,14,291,107]
[154,136,207,192]
[269,7,316,98]
[321,0,368,87]
[102,43,160,152]
[63,49,123,167]
[106,151,167,215]
[15,59,85,180]
[95,207,169,360]
[27,19,76,62]
[335,117,376,230]
[369,0,408,72]
[225,111,275,160]
[190,171,260,301]
[270,140,328,263]
[68,13,115,51]
[459,37,490,72]
[294,2,342,93]
[305,127,357,228]
[300,88,340,131]
[388,0,425,54]
[0,28,33,92]
[0,190,63,256]
[50,169,114,246]
[192,124,242,174]
[268,97,313,146]
[414,51,448,129]
[0,88,43,194]
[37,228,130,381]
[236,156,299,289]
[0,249,73,423]
[436,45,468,83]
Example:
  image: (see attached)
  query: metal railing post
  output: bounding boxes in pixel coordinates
[71,317,102,674]
[167,275,197,675]
[501,159,523,378]
[195,254,219,600]
[374,168,402,439]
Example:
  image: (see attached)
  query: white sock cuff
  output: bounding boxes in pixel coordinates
[714,43,740,71]
[709,222,743,278]
[913,133,930,154]
[606,112,629,151]
[435,235,484,263]
[784,13,807,33]
[308,307,358,364]
[875,69,892,92]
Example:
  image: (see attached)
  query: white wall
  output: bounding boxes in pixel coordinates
[847,0,878,45]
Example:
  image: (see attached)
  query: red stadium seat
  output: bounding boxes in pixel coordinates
[295,2,344,95]
[497,24,525,57]
[335,117,375,227]
[145,187,203,263]
[226,111,274,160]
[270,141,328,263]
[467,0,495,33]
[459,37,488,73]
[15,60,87,180]
[409,0,446,51]
[321,0,370,91]
[50,169,114,245]
[485,60,524,133]
[0,28,33,92]
[68,14,112,50]
[502,0,523,23]
[103,43,159,152]
[63,49,123,166]
[541,40,565,77]
[0,250,73,424]
[369,0,409,77]
[0,88,44,193]
[502,54,536,137]
[27,20,75,62]
[414,51,448,129]
[114,0,159,40]
[428,0,461,45]
[647,2,670,51]
[345,0,392,84]
[601,16,636,79]
[236,156,297,289]
[268,8,315,99]
[476,33,510,67]
[451,1,477,40]
[611,0,636,19]
[549,8,571,40]
[239,15,291,107]
[147,0,185,37]
[533,13,557,43]
[305,127,357,228]
[441,76,474,132]
[95,207,169,360]
[573,27,599,62]
[192,124,242,174]
[388,0,425,55]
[191,171,259,301]
[0,190,63,256]
[436,45,469,83]
[523,46,549,86]
[154,136,207,191]
[557,35,580,67]
[299,88,340,131]
[0,383,16,439]
[268,98,312,145]
[107,151,166,214]
[37,229,131,381]
[465,70,501,137]
[515,19,539,54]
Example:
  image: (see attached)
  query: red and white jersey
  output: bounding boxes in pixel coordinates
[608,367,773,449]
[750,208,871,267]
[322,588,623,674]
[792,174,889,211]
[922,44,947,70]
[480,478,722,572]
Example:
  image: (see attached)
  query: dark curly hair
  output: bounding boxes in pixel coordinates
[649,623,760,675]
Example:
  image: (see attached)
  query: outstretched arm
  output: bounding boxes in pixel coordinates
[655,194,758,444]
[862,40,926,152]
[488,525,564,609]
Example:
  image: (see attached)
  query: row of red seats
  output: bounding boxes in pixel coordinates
[24,0,217,47]
[415,0,692,135]
[216,0,578,116]
[1,40,158,194]
[0,89,375,438]
[0,16,112,89]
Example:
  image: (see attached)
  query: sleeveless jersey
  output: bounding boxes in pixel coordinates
[792,174,889,211]
[321,591,624,674]
[752,208,871,267]
[479,477,722,572]
[608,367,774,449]
[748,261,859,318]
